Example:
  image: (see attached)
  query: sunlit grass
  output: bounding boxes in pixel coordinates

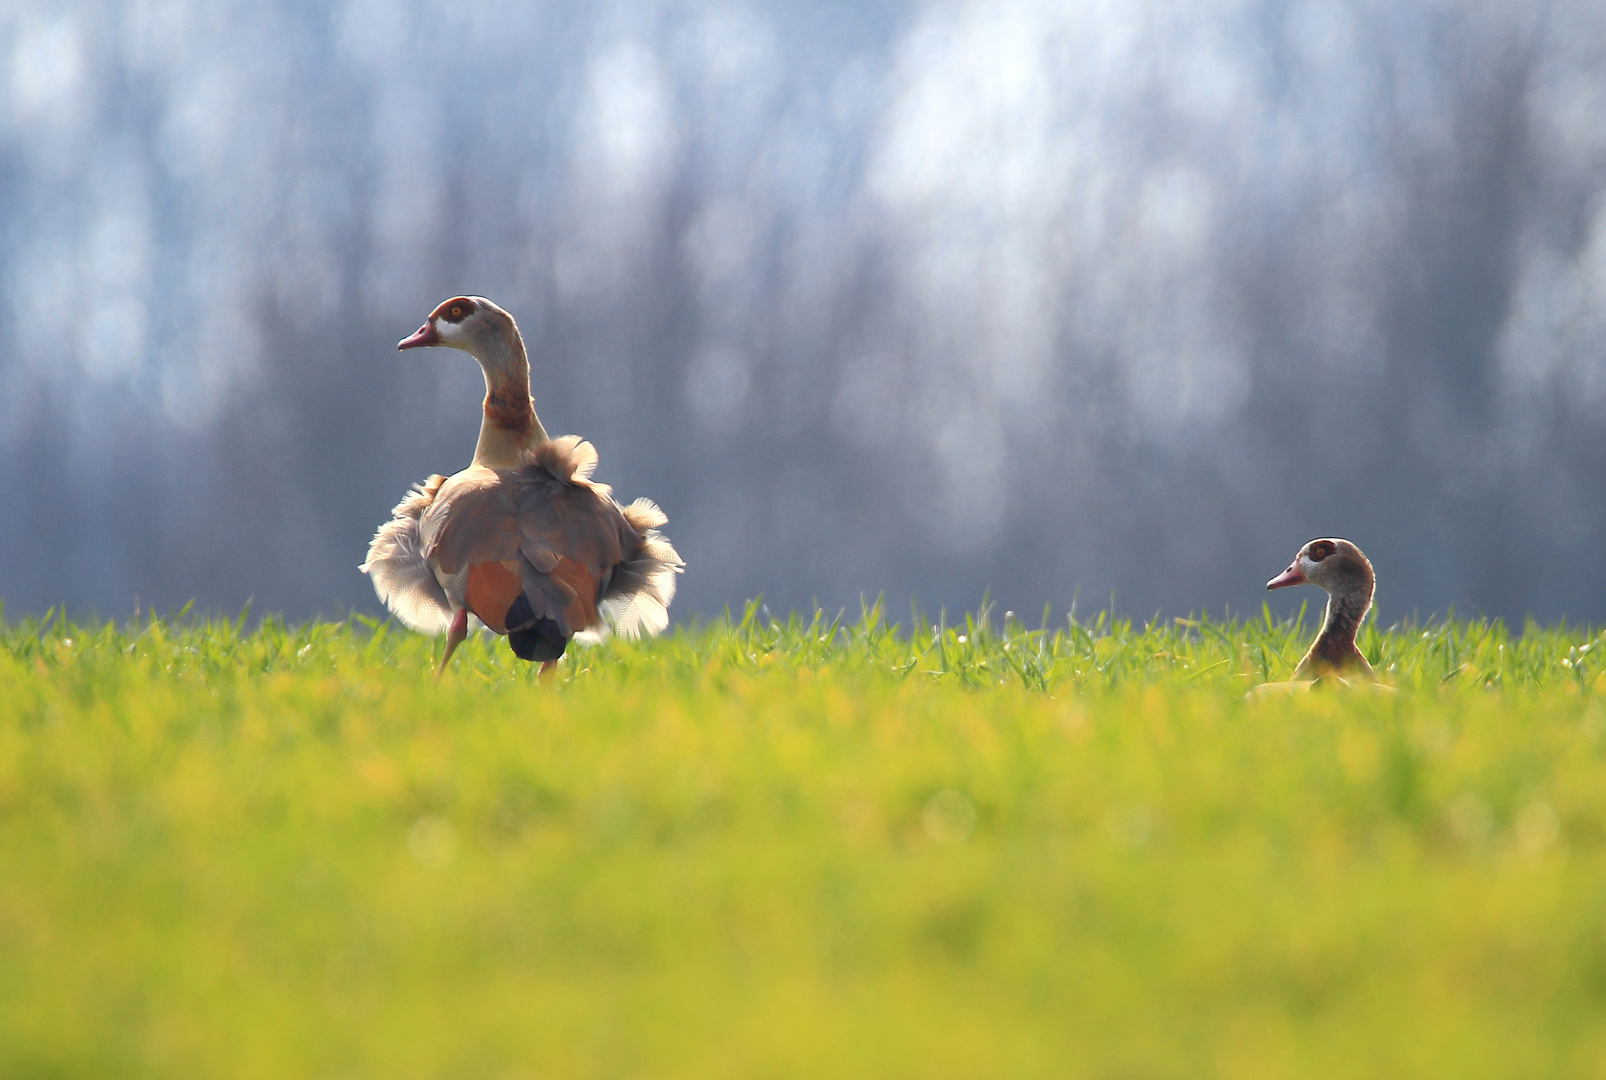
[3,601,1606,1078]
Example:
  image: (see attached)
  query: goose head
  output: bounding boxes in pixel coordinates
[398,295,522,366]
[399,295,542,465]
[1266,538,1374,600]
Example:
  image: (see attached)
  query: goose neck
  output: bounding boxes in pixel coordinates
[1314,588,1372,655]
[469,335,547,467]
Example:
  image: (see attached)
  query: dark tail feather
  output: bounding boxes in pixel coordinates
[504,593,568,662]
[508,618,566,662]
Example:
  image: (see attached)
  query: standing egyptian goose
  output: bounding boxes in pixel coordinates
[361,296,682,676]
[1265,538,1376,680]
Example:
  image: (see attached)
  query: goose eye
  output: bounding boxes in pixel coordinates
[1308,543,1333,561]
[437,299,475,323]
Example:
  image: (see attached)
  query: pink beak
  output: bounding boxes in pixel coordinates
[398,321,440,350]
[1266,560,1305,590]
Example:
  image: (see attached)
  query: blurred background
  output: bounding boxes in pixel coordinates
[2,0,1604,626]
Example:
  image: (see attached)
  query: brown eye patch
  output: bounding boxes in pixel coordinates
[1307,541,1336,561]
[435,297,476,324]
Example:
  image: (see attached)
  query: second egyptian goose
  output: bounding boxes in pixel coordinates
[361,296,683,676]
[1265,537,1376,680]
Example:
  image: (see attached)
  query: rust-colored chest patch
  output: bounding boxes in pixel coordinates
[464,559,524,634]
[549,556,600,631]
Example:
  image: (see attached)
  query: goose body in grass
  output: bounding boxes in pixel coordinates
[361,296,682,676]
[1262,537,1384,688]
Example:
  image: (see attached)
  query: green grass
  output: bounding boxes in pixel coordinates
[4,601,1606,1078]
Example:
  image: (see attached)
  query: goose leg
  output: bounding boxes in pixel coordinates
[436,608,469,678]
[538,659,558,682]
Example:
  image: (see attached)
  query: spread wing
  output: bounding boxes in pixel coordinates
[418,437,681,641]
[600,496,682,638]
[360,475,455,635]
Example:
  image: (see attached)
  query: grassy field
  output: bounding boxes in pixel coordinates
[3,601,1606,1079]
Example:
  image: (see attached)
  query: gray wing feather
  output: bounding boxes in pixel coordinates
[513,440,683,639]
[418,469,521,575]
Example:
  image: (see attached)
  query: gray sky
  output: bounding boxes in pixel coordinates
[3,0,1605,625]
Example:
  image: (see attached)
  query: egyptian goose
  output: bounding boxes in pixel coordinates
[361,296,682,676]
[1265,538,1376,680]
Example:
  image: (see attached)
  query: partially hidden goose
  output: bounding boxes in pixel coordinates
[361,296,683,676]
[1264,537,1378,683]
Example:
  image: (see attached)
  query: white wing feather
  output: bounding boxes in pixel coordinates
[360,478,454,635]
